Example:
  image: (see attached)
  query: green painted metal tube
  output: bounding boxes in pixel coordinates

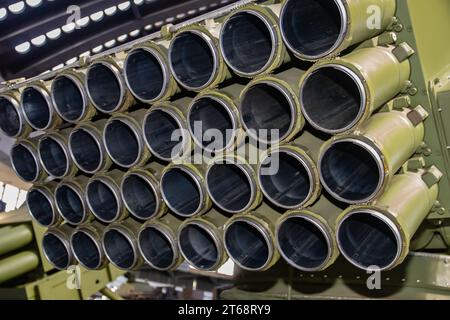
[11,136,47,183]
[0,224,33,257]
[71,221,108,270]
[43,224,76,270]
[0,90,32,138]
[280,0,396,60]
[319,108,425,204]
[299,45,411,134]
[27,182,62,228]
[224,203,281,271]
[0,251,40,284]
[275,195,342,272]
[336,168,440,271]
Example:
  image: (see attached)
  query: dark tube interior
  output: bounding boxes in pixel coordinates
[302,67,362,132]
[241,83,292,142]
[278,217,329,269]
[52,76,84,121]
[225,221,269,270]
[161,168,200,216]
[87,180,119,222]
[55,185,84,225]
[281,0,343,57]
[144,110,182,159]
[221,12,273,74]
[11,144,38,182]
[189,97,234,151]
[0,97,20,136]
[39,137,68,177]
[259,152,311,207]
[122,174,157,219]
[103,229,135,270]
[27,189,54,226]
[86,63,122,112]
[207,163,252,212]
[43,233,69,269]
[179,224,218,270]
[338,212,399,269]
[22,87,51,129]
[125,49,165,101]
[72,231,101,269]
[104,120,140,167]
[170,32,215,89]
[70,129,102,173]
[139,227,174,269]
[320,141,381,202]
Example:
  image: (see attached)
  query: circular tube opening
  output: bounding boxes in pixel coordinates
[241,83,294,143]
[179,223,219,270]
[124,48,166,102]
[225,220,270,270]
[280,0,345,59]
[0,96,21,137]
[55,185,85,225]
[27,188,55,226]
[320,140,383,203]
[52,75,85,122]
[221,11,275,75]
[337,211,401,270]
[71,231,101,269]
[103,229,136,270]
[11,143,39,182]
[169,31,216,90]
[206,162,253,213]
[161,168,201,217]
[122,173,158,220]
[188,97,235,152]
[139,226,175,270]
[21,86,51,130]
[277,216,330,270]
[104,119,141,167]
[39,136,69,178]
[87,180,120,223]
[43,233,70,269]
[86,63,123,112]
[144,109,184,161]
[259,151,312,208]
[301,66,364,133]
[69,128,102,173]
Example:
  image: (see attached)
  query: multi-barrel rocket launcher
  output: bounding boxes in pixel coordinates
[0,0,449,299]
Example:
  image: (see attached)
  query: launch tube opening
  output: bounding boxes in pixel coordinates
[0,96,21,137]
[72,231,101,269]
[86,63,123,113]
[43,233,70,270]
[161,168,202,217]
[55,185,85,225]
[104,119,141,167]
[11,143,38,182]
[169,31,216,90]
[52,75,85,122]
[87,180,120,223]
[39,136,69,178]
[188,97,236,152]
[281,0,345,59]
[259,151,312,208]
[221,11,275,75]
[103,229,136,270]
[241,82,294,143]
[179,223,219,270]
[320,140,383,203]
[122,173,158,220]
[21,86,51,130]
[69,128,102,173]
[27,188,55,227]
[225,220,270,270]
[277,216,330,270]
[337,210,401,270]
[206,162,253,213]
[139,226,175,270]
[124,48,166,102]
[301,66,364,133]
